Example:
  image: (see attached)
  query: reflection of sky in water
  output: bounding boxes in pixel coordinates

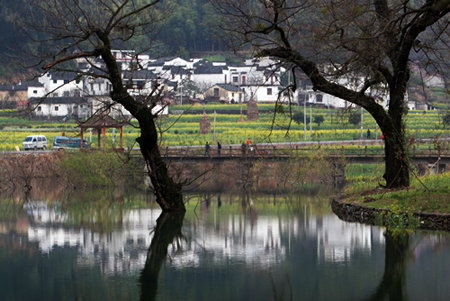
[3,199,450,300]
[20,201,384,276]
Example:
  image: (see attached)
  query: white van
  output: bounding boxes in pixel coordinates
[23,135,48,151]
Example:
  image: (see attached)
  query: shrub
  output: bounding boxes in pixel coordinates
[292,112,310,125]
[348,112,361,127]
[61,151,143,188]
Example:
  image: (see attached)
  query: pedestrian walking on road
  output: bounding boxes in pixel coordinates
[204,142,210,156]
[217,142,222,156]
[241,141,246,156]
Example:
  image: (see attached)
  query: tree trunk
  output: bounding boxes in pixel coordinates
[384,130,409,188]
[99,38,185,212]
[382,76,410,189]
[137,116,185,211]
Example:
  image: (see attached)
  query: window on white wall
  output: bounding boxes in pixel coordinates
[37,106,41,111]
[54,106,59,111]
[267,88,272,95]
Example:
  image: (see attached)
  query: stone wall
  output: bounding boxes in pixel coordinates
[332,198,450,231]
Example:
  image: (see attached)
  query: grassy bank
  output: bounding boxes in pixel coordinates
[341,172,450,214]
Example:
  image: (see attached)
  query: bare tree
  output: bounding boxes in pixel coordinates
[20,0,185,211]
[211,0,450,188]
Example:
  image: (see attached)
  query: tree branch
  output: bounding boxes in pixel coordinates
[43,47,104,70]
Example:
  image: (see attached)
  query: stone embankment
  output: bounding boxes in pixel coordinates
[332,198,450,231]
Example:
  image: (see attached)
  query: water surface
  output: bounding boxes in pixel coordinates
[0,189,449,300]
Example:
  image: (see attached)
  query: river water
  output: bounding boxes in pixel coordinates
[0,187,449,301]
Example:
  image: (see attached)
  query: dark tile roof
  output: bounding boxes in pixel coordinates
[147,56,179,67]
[194,65,227,74]
[18,81,44,88]
[48,72,79,81]
[0,84,27,91]
[0,81,43,91]
[193,59,212,68]
[123,69,158,80]
[161,66,189,74]
[78,114,128,128]
[214,84,242,92]
[29,96,87,104]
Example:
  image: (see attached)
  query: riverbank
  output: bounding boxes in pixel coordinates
[331,197,450,231]
[334,172,450,230]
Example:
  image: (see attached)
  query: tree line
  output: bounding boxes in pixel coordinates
[0,0,227,67]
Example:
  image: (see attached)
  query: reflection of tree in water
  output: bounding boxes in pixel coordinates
[366,229,410,301]
[240,189,258,230]
[140,212,185,301]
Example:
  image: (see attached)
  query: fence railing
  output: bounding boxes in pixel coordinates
[157,143,450,158]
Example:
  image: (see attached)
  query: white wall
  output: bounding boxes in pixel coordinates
[242,85,289,103]
[38,73,84,97]
[27,86,46,98]
[35,103,73,117]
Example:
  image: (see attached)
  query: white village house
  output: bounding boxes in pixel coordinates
[1,50,441,119]
[38,72,83,97]
[29,96,88,119]
[204,84,244,103]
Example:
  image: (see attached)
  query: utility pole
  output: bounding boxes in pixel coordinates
[180,83,183,106]
[213,110,216,142]
[304,98,307,140]
[360,107,363,138]
[310,105,312,140]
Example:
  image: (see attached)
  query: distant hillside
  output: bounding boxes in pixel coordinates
[0,0,230,78]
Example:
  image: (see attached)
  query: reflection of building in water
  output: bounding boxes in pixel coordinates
[17,201,385,275]
[170,215,293,268]
[313,215,385,263]
[25,202,162,275]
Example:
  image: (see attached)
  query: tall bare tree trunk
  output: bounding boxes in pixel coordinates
[99,37,185,212]
[137,117,184,211]
[381,76,410,188]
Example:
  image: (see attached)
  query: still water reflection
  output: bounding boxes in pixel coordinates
[1,189,450,300]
